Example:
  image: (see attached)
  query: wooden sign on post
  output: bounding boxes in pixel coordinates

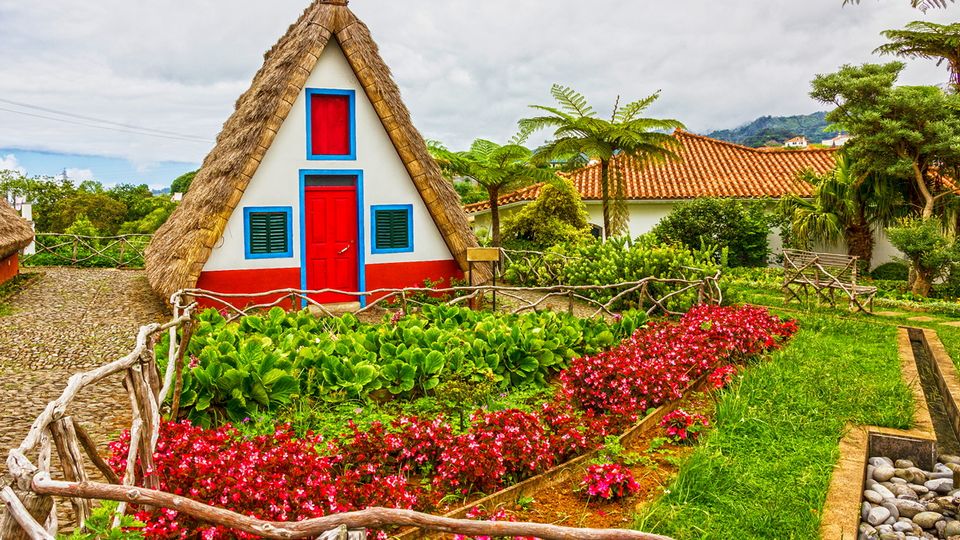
[466,247,501,262]
[466,247,502,310]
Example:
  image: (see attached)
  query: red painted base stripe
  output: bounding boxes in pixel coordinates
[365,259,462,300]
[195,260,462,309]
[0,253,19,285]
[195,268,300,310]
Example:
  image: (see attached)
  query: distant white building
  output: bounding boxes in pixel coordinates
[821,134,852,147]
[170,192,184,203]
[784,136,809,149]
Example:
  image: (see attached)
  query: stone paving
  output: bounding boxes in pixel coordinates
[0,267,168,527]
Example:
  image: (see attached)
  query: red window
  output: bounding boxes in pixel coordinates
[308,90,354,158]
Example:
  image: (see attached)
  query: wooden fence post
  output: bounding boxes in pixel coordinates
[50,417,91,528]
[0,484,54,540]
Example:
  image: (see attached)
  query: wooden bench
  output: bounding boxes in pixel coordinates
[782,249,877,312]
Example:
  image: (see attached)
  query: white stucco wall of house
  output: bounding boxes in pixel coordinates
[203,40,453,273]
[469,199,903,268]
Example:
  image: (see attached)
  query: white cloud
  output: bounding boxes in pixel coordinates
[0,0,957,161]
[65,168,94,182]
[0,153,25,175]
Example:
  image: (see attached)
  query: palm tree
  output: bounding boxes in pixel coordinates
[876,21,960,93]
[429,134,557,246]
[520,85,684,238]
[778,154,903,265]
[844,0,953,11]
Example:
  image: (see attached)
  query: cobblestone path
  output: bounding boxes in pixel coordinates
[0,267,168,528]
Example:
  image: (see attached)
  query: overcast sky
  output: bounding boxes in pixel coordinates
[0,0,957,185]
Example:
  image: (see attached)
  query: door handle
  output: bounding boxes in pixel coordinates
[338,244,350,254]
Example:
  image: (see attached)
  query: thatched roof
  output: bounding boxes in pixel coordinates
[145,0,484,301]
[0,199,34,260]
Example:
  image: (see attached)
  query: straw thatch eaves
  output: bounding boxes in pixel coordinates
[145,0,485,301]
[0,199,34,260]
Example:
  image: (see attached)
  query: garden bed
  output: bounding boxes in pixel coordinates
[396,375,716,540]
[83,303,796,539]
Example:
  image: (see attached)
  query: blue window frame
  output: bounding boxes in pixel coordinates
[305,88,357,161]
[371,204,413,254]
[244,206,293,259]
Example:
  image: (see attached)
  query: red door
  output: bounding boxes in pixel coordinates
[304,186,358,304]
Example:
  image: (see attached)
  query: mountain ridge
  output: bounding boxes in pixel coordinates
[705,112,838,148]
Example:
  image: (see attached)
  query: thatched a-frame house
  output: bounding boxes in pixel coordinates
[145,0,484,305]
[0,199,34,285]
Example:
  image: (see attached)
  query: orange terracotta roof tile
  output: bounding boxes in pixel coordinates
[463,130,836,214]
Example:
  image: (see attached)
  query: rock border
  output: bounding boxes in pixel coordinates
[820,328,958,539]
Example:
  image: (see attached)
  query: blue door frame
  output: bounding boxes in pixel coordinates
[298,169,366,307]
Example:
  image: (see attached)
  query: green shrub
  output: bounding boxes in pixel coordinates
[651,198,772,267]
[501,180,591,249]
[871,262,909,281]
[59,501,144,539]
[886,218,960,297]
[161,305,647,426]
[503,236,719,310]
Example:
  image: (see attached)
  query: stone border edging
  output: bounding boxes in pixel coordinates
[820,327,959,539]
[395,374,711,540]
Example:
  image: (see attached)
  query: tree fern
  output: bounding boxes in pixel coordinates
[843,0,953,11]
[876,21,960,92]
[550,84,596,118]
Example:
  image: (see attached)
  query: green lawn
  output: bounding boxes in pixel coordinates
[635,307,914,539]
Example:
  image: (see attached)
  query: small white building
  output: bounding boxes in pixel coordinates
[821,134,852,147]
[464,130,902,269]
[784,136,809,149]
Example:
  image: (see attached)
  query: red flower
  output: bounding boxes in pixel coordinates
[580,463,639,500]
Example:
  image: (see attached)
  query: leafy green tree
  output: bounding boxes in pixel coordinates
[0,171,77,232]
[77,179,104,194]
[886,217,960,296]
[119,199,177,234]
[520,85,684,238]
[170,170,197,194]
[107,183,155,222]
[877,21,960,93]
[651,198,771,267]
[810,62,960,220]
[429,135,557,246]
[51,192,127,234]
[778,154,904,265]
[501,180,591,249]
[452,178,486,205]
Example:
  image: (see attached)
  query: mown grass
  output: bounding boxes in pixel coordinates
[635,310,913,539]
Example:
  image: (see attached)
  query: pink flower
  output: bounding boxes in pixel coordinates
[580,463,639,500]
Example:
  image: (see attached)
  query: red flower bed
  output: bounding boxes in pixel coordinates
[559,304,797,420]
[112,305,796,538]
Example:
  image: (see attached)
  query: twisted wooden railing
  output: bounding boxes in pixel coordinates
[22,233,151,268]
[172,272,722,323]
[0,276,722,539]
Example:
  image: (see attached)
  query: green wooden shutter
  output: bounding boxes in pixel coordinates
[249,212,289,255]
[375,209,410,250]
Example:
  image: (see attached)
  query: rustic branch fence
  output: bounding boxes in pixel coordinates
[174,273,722,322]
[22,233,152,268]
[0,274,724,539]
